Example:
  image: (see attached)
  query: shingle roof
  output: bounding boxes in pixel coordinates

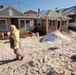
[36,10,70,19]
[24,10,38,14]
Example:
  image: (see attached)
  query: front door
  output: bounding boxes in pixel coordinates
[57,21,60,29]
[11,18,18,29]
[42,20,46,35]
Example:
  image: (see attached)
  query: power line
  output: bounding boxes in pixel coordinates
[21,2,43,11]
[0,1,39,10]
[21,2,39,10]
[0,1,43,12]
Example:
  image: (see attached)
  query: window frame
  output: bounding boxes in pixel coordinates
[0,19,8,31]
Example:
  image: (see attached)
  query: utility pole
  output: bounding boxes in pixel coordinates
[19,2,21,12]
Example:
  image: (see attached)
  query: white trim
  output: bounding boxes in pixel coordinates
[0,19,8,31]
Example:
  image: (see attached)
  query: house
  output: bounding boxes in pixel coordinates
[0,5,70,36]
[24,10,38,32]
[0,5,37,34]
[36,10,70,35]
[59,6,76,30]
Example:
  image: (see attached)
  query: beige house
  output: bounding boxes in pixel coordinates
[36,10,71,34]
[0,5,36,33]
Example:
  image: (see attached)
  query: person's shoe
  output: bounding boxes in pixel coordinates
[13,58,19,61]
[20,56,24,60]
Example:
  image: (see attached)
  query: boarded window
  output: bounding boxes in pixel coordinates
[0,20,7,30]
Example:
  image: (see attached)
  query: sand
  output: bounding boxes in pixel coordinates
[0,30,76,75]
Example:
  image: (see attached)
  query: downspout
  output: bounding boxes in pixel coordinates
[46,18,48,34]
[75,14,76,27]
[67,20,69,31]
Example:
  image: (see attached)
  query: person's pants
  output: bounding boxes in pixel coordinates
[14,49,24,59]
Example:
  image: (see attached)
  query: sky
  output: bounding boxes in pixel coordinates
[0,0,76,13]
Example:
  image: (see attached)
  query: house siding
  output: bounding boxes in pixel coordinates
[0,8,9,16]
[41,19,69,35]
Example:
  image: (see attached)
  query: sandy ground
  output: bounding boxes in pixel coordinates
[0,30,76,75]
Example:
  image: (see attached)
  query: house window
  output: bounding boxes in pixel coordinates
[37,23,41,27]
[69,15,75,23]
[9,7,13,16]
[26,20,30,29]
[49,20,55,26]
[62,21,67,26]
[0,20,7,30]
[20,20,25,28]
[37,20,41,27]
[19,19,30,29]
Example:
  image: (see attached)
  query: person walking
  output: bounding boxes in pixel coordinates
[9,25,24,60]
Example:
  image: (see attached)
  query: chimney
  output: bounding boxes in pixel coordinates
[0,5,3,9]
[38,8,40,13]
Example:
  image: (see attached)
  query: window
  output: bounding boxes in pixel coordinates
[53,20,55,26]
[62,21,67,26]
[26,20,30,29]
[0,20,7,30]
[49,20,55,26]
[37,19,41,27]
[20,20,25,28]
[9,9,13,16]
[37,23,41,27]
[69,15,75,23]
[9,7,13,16]
[19,19,30,29]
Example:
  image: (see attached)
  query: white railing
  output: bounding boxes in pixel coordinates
[69,23,75,26]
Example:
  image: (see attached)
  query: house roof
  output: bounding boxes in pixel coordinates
[24,10,37,14]
[0,5,25,16]
[59,6,76,15]
[0,5,36,18]
[36,10,70,19]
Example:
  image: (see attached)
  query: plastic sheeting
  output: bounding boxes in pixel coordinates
[43,32,62,43]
